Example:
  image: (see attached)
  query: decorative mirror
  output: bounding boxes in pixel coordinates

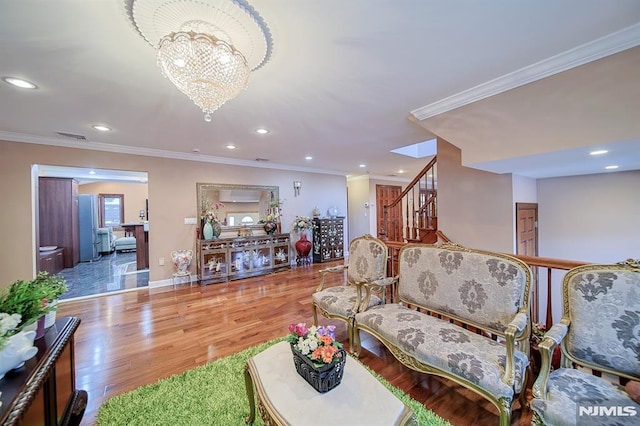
[196,183,279,234]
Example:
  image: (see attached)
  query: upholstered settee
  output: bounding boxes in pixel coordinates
[353,242,532,426]
[531,259,640,426]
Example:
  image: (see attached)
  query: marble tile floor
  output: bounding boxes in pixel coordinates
[58,251,149,300]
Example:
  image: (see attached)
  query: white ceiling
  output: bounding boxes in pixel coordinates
[1,1,639,180]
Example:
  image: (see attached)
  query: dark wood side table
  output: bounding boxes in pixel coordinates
[0,317,86,426]
[121,223,149,270]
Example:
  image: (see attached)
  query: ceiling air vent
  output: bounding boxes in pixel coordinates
[255,158,269,162]
[55,131,87,140]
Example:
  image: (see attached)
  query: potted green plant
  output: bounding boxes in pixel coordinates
[0,272,67,335]
[30,272,67,328]
[0,271,66,378]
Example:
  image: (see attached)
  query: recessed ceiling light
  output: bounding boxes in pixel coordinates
[255,128,269,134]
[88,170,96,175]
[2,76,37,89]
[192,148,200,153]
[605,165,619,170]
[590,150,608,156]
[305,156,312,160]
[92,125,111,132]
[359,164,366,168]
[398,169,405,174]
[226,144,236,150]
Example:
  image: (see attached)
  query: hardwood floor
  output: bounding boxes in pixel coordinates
[57,261,533,425]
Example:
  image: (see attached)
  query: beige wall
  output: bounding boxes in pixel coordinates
[0,140,347,286]
[346,175,371,241]
[535,170,640,323]
[346,176,410,242]
[538,170,640,263]
[437,137,514,252]
[79,182,149,225]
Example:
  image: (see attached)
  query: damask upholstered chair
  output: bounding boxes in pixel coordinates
[311,234,394,351]
[531,259,640,425]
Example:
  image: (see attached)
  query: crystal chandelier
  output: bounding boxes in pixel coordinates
[127,0,272,121]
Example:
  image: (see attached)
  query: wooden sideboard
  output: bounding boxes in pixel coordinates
[312,218,345,263]
[0,317,86,426]
[196,234,291,284]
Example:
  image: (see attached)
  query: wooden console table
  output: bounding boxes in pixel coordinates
[196,234,291,284]
[0,317,86,426]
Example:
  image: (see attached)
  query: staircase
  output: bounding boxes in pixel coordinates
[382,156,439,243]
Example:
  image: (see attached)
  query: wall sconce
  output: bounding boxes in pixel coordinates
[139,210,146,220]
[293,181,302,197]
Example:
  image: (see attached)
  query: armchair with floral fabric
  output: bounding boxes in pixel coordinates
[311,234,395,352]
[531,259,640,425]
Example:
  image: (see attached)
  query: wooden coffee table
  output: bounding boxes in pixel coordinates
[244,341,415,425]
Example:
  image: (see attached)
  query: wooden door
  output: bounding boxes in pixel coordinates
[516,203,538,321]
[376,185,402,241]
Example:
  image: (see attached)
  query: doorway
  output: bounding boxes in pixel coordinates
[516,202,539,321]
[34,165,149,300]
[376,184,402,241]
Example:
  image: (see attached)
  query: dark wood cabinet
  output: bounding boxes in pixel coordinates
[38,248,65,275]
[312,218,345,263]
[38,178,79,269]
[0,317,86,426]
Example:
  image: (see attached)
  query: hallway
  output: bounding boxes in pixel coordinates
[58,251,149,300]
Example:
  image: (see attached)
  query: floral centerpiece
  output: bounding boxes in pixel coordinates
[287,322,346,393]
[288,323,343,364]
[200,200,225,240]
[291,216,316,233]
[201,202,225,224]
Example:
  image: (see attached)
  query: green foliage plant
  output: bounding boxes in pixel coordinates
[29,271,68,300]
[0,272,68,332]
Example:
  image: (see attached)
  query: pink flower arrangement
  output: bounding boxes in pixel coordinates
[201,202,225,223]
[287,322,343,365]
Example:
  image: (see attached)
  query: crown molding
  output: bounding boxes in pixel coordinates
[346,173,412,183]
[0,131,345,176]
[411,23,640,121]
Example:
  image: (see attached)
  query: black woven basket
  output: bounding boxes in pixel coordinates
[290,343,346,393]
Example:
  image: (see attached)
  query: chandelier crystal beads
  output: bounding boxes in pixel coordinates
[157,30,250,121]
[127,0,272,120]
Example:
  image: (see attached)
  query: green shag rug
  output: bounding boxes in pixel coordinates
[97,337,451,425]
